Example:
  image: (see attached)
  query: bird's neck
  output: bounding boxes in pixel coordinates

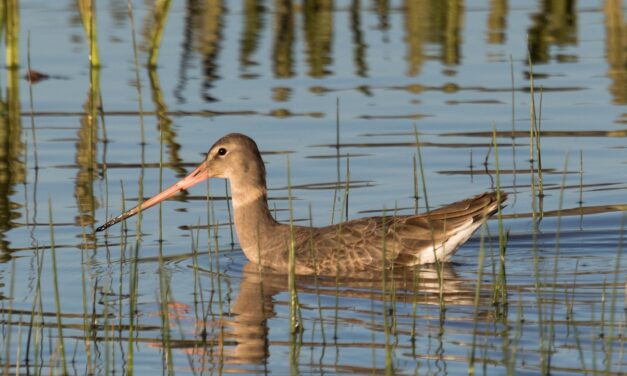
[230,183,279,264]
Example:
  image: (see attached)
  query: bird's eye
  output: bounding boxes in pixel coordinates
[217,147,227,156]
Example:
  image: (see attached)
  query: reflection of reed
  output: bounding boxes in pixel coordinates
[74,68,100,227]
[176,0,513,96]
[146,0,173,67]
[487,0,508,44]
[404,1,464,71]
[350,0,368,77]
[4,0,19,68]
[174,1,197,102]
[198,0,225,102]
[148,69,185,177]
[0,68,24,252]
[241,0,264,71]
[441,0,463,66]
[303,0,334,77]
[404,0,428,76]
[176,0,225,102]
[527,0,577,63]
[273,0,295,78]
[604,0,627,104]
[373,0,390,33]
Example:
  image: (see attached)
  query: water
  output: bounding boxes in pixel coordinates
[1,0,626,374]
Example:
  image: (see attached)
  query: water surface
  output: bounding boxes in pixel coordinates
[1,1,626,374]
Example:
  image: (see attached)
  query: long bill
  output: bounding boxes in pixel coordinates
[96,160,210,232]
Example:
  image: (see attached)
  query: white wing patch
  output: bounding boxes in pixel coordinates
[408,217,482,265]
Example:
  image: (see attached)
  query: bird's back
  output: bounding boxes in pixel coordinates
[291,191,506,275]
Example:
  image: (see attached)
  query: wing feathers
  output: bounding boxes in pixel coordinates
[294,191,506,274]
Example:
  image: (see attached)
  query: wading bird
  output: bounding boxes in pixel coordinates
[97,133,506,275]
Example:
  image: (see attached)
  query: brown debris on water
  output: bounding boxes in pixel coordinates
[24,69,50,83]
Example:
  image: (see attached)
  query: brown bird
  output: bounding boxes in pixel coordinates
[97,133,506,275]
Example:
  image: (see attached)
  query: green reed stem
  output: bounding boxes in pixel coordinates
[25,248,44,371]
[410,263,421,349]
[413,125,444,306]
[532,228,545,371]
[24,32,44,372]
[468,226,487,375]
[492,125,507,308]
[308,203,327,348]
[390,205,400,341]
[148,0,172,67]
[412,154,419,214]
[205,176,214,312]
[331,97,341,224]
[15,313,23,375]
[591,303,599,372]
[526,50,546,373]
[207,184,225,375]
[527,45,541,223]
[343,154,350,222]
[118,181,127,335]
[620,286,626,375]
[48,198,68,375]
[599,279,608,373]
[158,130,164,241]
[76,0,100,66]
[331,154,351,348]
[165,283,196,374]
[127,243,140,374]
[286,156,300,334]
[569,261,587,371]
[605,213,625,372]
[225,179,235,245]
[379,206,395,375]
[509,54,515,133]
[536,87,544,199]
[2,258,16,376]
[103,280,111,376]
[509,54,519,203]
[26,33,39,170]
[126,1,146,372]
[578,150,584,225]
[157,128,174,374]
[527,45,537,164]
[195,243,209,358]
[190,225,205,336]
[548,153,569,369]
[288,156,305,375]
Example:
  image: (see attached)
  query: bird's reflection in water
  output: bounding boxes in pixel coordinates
[174,262,491,373]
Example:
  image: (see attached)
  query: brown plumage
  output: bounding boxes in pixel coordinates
[97,133,506,275]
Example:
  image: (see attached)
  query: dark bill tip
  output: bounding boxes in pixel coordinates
[95,211,136,232]
[95,218,119,232]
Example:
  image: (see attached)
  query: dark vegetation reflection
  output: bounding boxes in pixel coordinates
[175,1,622,105]
[60,0,627,107]
[0,1,624,374]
